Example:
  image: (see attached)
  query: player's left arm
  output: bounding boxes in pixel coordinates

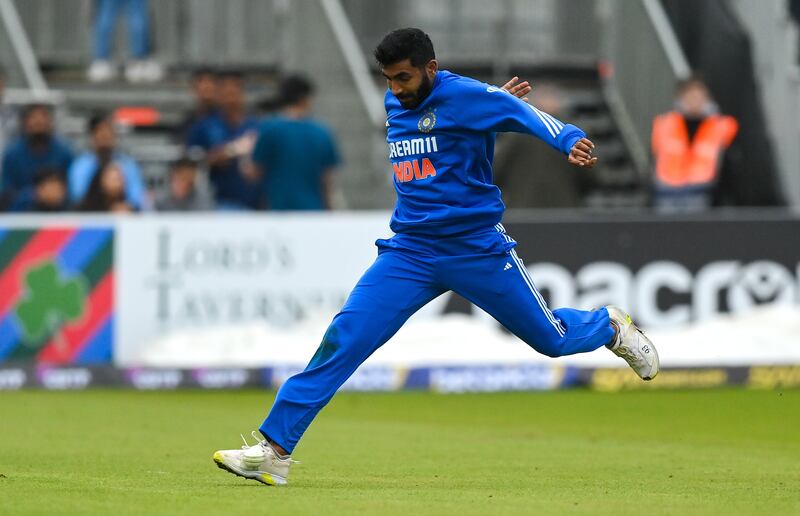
[459,80,597,168]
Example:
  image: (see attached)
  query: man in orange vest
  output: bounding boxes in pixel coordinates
[651,77,738,211]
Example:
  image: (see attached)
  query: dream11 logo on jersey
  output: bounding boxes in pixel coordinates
[387,109,440,184]
[388,135,439,183]
[527,259,800,329]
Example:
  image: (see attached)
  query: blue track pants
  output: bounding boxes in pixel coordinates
[260,225,614,452]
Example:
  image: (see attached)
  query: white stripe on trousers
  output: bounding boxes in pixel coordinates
[509,249,566,337]
[496,224,566,336]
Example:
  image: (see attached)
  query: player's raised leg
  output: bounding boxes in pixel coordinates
[440,237,658,379]
[213,247,445,485]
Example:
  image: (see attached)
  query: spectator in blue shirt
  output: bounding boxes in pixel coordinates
[251,75,341,210]
[9,167,70,212]
[1,104,73,204]
[68,112,146,209]
[186,71,261,209]
[181,68,219,144]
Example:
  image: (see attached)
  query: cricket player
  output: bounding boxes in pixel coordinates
[213,28,659,486]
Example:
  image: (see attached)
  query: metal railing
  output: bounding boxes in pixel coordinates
[11,0,284,67]
[0,0,48,93]
[13,0,601,72]
[320,0,384,127]
[729,0,800,206]
[599,0,690,179]
[343,0,599,72]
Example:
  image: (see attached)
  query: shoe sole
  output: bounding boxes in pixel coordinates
[212,451,285,486]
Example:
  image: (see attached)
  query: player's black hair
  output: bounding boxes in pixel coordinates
[88,111,112,134]
[170,156,198,173]
[279,74,315,107]
[374,28,435,68]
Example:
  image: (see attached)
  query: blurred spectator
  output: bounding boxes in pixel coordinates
[187,71,260,210]
[1,104,73,204]
[87,0,163,83]
[154,157,214,211]
[78,161,134,213]
[651,77,738,212]
[250,75,340,210]
[69,112,145,209]
[494,84,583,208]
[9,167,70,212]
[181,68,218,143]
[0,65,18,158]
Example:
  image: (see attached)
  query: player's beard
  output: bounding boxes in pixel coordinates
[399,73,434,110]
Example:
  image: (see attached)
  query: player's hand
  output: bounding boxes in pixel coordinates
[502,76,531,103]
[568,138,598,168]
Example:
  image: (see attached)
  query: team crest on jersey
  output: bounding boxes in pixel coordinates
[418,111,436,133]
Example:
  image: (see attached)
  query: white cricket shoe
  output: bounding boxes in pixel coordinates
[213,431,295,486]
[606,306,660,380]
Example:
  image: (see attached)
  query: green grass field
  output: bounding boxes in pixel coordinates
[0,389,798,515]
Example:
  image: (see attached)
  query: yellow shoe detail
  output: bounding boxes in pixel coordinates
[213,451,224,464]
[260,473,276,485]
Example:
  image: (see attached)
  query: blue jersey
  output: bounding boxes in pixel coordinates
[385,70,585,236]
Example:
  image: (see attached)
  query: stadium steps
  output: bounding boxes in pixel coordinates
[42,67,279,194]
[448,64,645,209]
[41,62,644,209]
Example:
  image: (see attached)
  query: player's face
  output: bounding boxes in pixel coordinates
[382,59,438,110]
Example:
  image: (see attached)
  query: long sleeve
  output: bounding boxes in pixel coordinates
[453,80,584,155]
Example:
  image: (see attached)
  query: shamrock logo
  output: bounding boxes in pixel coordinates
[15,261,85,344]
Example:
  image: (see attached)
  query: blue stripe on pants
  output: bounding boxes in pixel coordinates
[260,229,614,453]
